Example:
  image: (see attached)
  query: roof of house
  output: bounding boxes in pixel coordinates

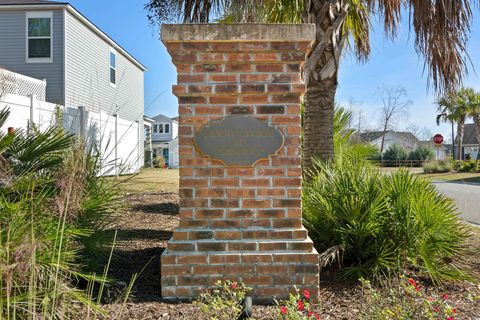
[359,131,419,143]
[143,115,155,124]
[462,124,479,145]
[0,0,146,71]
[152,114,175,123]
[359,131,385,142]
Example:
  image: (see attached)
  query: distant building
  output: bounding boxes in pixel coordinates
[151,114,178,168]
[461,124,479,160]
[359,131,419,153]
[359,130,447,160]
[143,115,154,166]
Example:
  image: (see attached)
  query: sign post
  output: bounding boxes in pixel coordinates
[433,134,444,160]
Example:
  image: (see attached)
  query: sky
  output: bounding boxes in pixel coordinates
[67,1,480,143]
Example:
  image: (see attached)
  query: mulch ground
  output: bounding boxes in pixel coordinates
[103,191,480,319]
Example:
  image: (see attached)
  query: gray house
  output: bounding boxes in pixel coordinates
[461,124,479,160]
[0,0,147,172]
[151,114,178,168]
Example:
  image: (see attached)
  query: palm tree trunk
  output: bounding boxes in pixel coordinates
[302,0,348,173]
[456,117,465,160]
[303,77,336,171]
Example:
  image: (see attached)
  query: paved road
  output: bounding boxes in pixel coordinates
[433,181,480,225]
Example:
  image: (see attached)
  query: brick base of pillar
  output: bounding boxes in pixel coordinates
[161,231,319,302]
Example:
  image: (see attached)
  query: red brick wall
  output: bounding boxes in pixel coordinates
[161,37,319,302]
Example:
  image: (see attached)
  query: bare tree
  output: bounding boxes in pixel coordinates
[406,124,433,141]
[347,98,367,133]
[378,86,412,156]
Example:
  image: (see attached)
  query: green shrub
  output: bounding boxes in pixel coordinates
[383,144,408,161]
[409,145,435,161]
[423,160,454,173]
[333,107,378,163]
[194,280,252,320]
[457,160,477,172]
[303,159,469,283]
[0,108,126,318]
[360,276,459,319]
[152,155,165,168]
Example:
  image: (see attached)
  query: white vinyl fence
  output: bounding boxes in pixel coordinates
[0,92,142,175]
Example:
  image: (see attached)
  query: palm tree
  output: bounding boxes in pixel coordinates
[463,88,480,164]
[436,89,474,160]
[145,0,475,173]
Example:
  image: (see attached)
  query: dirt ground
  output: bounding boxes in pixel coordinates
[103,169,480,319]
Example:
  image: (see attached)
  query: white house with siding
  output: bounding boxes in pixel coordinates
[151,114,179,168]
[0,0,146,173]
[359,131,420,153]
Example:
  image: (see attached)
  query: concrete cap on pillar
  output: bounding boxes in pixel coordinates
[161,23,316,43]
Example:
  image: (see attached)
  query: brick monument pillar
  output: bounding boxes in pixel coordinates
[161,24,319,302]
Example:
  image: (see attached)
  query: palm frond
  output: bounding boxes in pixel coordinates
[408,0,473,93]
[343,0,372,61]
[6,127,74,175]
[0,107,9,128]
[145,0,231,24]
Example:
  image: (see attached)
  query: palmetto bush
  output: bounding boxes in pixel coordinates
[303,160,469,283]
[383,144,408,161]
[303,107,468,283]
[0,107,124,318]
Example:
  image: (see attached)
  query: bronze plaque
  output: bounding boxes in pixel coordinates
[194,115,284,166]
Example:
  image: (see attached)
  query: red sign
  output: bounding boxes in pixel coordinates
[433,134,444,145]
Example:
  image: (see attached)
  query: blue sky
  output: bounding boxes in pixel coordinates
[68,1,480,142]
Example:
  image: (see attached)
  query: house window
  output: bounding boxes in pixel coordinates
[164,123,170,134]
[158,124,164,133]
[109,49,116,85]
[153,124,158,133]
[26,12,53,62]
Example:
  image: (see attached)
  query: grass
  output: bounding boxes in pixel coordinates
[119,167,480,195]
[116,168,179,194]
[417,172,480,184]
[379,166,480,184]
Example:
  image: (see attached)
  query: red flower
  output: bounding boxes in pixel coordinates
[452,308,457,314]
[433,306,440,313]
[315,314,321,320]
[304,289,311,300]
[280,306,287,315]
[415,286,421,292]
[297,300,304,311]
[443,294,449,300]
[447,317,454,320]
[230,282,238,290]
[407,278,416,286]
[308,311,314,316]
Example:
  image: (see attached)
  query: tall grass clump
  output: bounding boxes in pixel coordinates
[0,107,125,319]
[423,159,454,173]
[303,107,469,283]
